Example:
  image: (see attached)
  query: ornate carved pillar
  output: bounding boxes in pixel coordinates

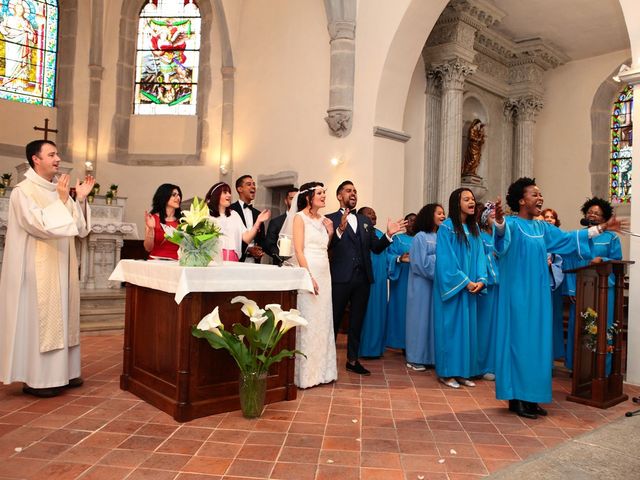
[423,71,442,203]
[87,239,97,289]
[324,0,356,137]
[432,60,476,203]
[507,96,543,180]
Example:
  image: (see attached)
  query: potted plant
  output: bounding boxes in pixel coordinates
[0,185,5,197]
[105,190,114,205]
[92,183,100,195]
[192,296,307,418]
[164,197,222,266]
[110,184,118,197]
[1,173,11,187]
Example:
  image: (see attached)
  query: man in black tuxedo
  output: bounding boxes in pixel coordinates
[230,175,266,262]
[328,181,407,375]
[265,187,298,265]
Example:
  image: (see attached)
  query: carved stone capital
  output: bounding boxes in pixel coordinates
[425,70,442,96]
[328,20,356,40]
[506,96,544,121]
[431,60,476,91]
[325,108,352,137]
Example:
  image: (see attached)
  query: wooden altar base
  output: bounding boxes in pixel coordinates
[120,284,297,422]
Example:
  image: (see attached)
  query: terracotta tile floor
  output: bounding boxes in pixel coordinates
[1,332,639,480]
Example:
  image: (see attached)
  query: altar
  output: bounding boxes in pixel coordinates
[109,260,313,422]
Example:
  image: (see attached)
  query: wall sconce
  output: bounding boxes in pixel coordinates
[330,157,344,167]
[84,161,94,172]
[613,64,630,83]
[220,164,229,175]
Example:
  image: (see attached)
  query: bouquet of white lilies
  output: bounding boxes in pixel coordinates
[192,296,308,375]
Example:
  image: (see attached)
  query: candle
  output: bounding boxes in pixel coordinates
[277,235,292,257]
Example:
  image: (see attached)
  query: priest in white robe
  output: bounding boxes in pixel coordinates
[0,140,94,397]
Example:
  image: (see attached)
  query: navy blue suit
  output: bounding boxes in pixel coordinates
[327,210,391,361]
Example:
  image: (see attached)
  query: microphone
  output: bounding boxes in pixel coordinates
[580,218,599,227]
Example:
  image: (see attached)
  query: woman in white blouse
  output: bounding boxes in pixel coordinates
[205,182,270,261]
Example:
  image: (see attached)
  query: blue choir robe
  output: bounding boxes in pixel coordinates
[564,231,622,372]
[384,233,414,349]
[405,231,436,366]
[548,253,565,361]
[494,217,591,403]
[433,219,488,379]
[477,231,499,375]
[359,228,389,357]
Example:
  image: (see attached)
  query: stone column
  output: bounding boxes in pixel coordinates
[324,0,356,137]
[508,96,543,180]
[501,102,515,194]
[87,240,97,289]
[423,71,442,204]
[219,66,235,178]
[85,0,105,176]
[432,60,476,203]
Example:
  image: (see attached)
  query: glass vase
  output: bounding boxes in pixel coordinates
[238,371,267,419]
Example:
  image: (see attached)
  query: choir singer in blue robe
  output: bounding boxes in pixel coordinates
[405,203,445,371]
[358,207,389,358]
[493,178,625,419]
[434,188,488,389]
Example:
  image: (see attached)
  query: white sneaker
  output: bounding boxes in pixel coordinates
[482,373,495,381]
[439,377,460,389]
[406,362,427,372]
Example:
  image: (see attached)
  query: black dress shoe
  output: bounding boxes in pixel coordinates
[508,399,537,419]
[524,401,548,416]
[65,377,84,388]
[22,385,61,398]
[346,361,371,376]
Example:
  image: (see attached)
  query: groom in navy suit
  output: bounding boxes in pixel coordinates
[328,181,406,375]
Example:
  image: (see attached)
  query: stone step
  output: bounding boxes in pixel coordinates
[80,288,125,332]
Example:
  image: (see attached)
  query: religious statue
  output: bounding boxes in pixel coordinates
[0,0,38,90]
[462,119,486,176]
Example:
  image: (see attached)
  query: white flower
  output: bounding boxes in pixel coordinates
[265,303,284,320]
[181,196,210,227]
[250,314,269,330]
[278,309,308,333]
[231,296,263,318]
[196,307,223,336]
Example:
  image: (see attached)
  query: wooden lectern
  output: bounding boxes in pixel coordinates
[566,260,633,408]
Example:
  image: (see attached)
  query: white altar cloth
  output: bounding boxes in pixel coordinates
[109,260,314,304]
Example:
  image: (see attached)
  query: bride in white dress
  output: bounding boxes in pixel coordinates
[283,182,337,388]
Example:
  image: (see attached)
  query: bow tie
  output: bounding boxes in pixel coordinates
[243,203,252,209]
[341,209,355,215]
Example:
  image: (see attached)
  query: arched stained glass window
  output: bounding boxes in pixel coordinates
[0,0,58,106]
[610,85,633,204]
[134,0,201,115]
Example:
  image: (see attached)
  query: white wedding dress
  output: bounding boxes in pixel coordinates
[292,212,337,388]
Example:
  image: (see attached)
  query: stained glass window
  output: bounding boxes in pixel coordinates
[134,0,200,115]
[610,85,633,203]
[0,0,58,107]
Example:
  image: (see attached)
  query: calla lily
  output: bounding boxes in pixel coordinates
[265,304,284,320]
[278,309,308,333]
[231,295,263,318]
[250,314,269,330]
[196,307,224,336]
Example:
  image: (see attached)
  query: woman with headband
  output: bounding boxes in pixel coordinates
[205,182,270,262]
[282,182,338,388]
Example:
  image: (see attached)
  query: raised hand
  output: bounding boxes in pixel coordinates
[257,209,271,225]
[75,175,95,202]
[338,208,350,233]
[144,210,156,230]
[494,197,504,224]
[603,215,629,233]
[386,217,408,236]
[56,174,70,203]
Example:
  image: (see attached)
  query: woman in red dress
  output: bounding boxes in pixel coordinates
[144,183,183,260]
